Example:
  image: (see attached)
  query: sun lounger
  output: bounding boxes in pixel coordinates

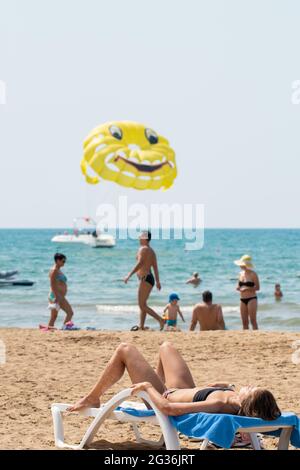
[51,388,300,450]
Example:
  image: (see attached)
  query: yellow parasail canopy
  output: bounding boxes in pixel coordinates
[81,121,177,190]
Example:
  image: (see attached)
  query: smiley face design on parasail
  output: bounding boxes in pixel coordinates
[80,121,177,190]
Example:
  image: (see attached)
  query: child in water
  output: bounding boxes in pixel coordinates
[163,293,185,331]
[274,283,283,300]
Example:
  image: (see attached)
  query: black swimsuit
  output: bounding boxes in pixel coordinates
[193,387,233,402]
[141,271,155,287]
[240,296,257,305]
[239,281,257,305]
[239,281,255,288]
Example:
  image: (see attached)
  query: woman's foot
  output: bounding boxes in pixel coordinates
[67,395,100,412]
[39,324,56,332]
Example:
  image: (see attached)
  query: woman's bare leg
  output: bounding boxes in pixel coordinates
[68,343,165,411]
[48,309,58,327]
[59,297,74,324]
[248,298,258,330]
[138,281,164,330]
[156,355,165,383]
[240,301,249,330]
[157,342,196,389]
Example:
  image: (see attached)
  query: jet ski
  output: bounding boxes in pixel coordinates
[0,270,19,279]
[0,279,34,287]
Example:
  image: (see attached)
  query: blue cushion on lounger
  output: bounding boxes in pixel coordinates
[118,407,300,449]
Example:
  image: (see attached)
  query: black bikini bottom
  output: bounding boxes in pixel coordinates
[240,296,257,305]
[141,272,155,287]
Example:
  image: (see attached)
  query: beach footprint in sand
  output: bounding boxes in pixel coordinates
[291,340,300,365]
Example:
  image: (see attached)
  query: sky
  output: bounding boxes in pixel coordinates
[0,0,299,228]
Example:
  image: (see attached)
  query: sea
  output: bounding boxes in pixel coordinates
[0,229,300,331]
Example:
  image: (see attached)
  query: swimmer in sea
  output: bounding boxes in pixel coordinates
[274,283,283,300]
[186,272,201,287]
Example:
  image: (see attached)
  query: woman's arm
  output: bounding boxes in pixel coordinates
[207,382,235,389]
[131,383,226,416]
[164,399,226,416]
[131,382,170,412]
[253,272,260,291]
[152,253,161,290]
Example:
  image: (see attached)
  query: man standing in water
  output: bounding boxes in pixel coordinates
[124,231,164,330]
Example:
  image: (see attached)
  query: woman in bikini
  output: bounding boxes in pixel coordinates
[234,255,260,330]
[47,253,74,328]
[68,341,281,423]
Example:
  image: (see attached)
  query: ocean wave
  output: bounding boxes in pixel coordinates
[72,303,101,309]
[258,301,300,309]
[222,306,240,315]
[279,318,300,326]
[96,305,169,314]
[95,304,241,315]
[259,316,300,326]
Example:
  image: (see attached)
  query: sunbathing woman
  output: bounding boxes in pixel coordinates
[68,342,281,420]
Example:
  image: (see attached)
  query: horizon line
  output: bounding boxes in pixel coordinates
[1,227,300,230]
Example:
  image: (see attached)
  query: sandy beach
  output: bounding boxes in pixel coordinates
[0,328,299,450]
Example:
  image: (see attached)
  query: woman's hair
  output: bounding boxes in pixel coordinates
[239,388,281,421]
[54,253,66,262]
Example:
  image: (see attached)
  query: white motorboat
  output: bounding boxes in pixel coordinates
[51,217,115,248]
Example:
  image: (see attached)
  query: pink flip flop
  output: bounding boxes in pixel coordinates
[39,324,56,332]
[62,321,80,331]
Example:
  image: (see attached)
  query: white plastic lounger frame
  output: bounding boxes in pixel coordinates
[51,388,180,450]
[51,388,294,450]
[199,425,293,450]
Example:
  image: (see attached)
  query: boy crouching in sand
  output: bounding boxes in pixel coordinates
[163,293,185,331]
